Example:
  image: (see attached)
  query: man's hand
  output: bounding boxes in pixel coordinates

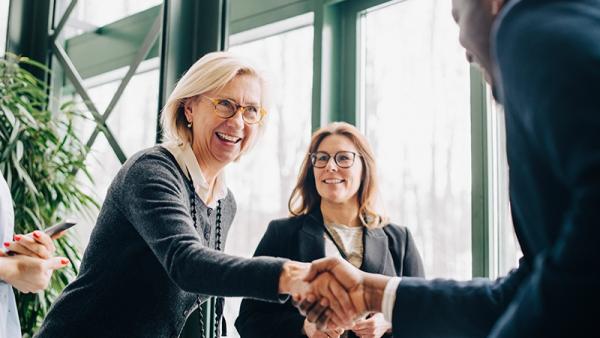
[0,253,69,293]
[299,257,391,329]
[302,271,356,328]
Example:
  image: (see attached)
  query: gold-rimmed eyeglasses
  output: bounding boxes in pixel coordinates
[201,95,266,124]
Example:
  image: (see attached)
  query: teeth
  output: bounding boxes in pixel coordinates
[324,179,343,184]
[217,132,241,143]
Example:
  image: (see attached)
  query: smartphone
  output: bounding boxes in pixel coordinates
[44,221,77,237]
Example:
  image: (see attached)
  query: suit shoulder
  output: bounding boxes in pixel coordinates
[121,145,179,176]
[381,223,410,238]
[254,214,307,257]
[267,214,306,232]
[497,0,600,51]
[105,146,182,199]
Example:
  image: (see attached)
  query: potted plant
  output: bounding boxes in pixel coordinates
[0,53,97,336]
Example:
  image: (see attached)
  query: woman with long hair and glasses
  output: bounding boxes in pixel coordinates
[235,122,425,338]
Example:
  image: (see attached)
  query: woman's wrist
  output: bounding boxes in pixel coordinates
[278,260,309,294]
[0,256,16,282]
[0,256,7,281]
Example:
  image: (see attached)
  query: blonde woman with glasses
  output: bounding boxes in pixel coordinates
[236,122,425,338]
[35,52,353,338]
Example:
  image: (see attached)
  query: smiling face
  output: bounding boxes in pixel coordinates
[184,74,261,169]
[313,134,364,206]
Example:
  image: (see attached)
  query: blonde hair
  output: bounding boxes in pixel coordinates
[288,122,386,228]
[160,51,268,146]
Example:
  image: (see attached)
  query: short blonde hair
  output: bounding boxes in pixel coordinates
[288,122,386,228]
[160,51,268,145]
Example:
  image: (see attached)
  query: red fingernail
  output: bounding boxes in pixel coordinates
[3,242,10,247]
[60,258,69,265]
[33,231,41,239]
[13,235,21,241]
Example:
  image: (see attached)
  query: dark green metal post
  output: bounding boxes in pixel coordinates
[470,65,490,278]
[6,0,53,82]
[157,0,229,143]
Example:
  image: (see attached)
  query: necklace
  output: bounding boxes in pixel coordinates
[187,173,224,337]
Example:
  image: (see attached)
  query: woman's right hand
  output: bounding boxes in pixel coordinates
[303,318,344,338]
[0,252,68,293]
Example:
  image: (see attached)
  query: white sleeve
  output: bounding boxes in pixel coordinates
[381,276,402,323]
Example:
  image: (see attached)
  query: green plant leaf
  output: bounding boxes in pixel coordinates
[15,140,24,162]
[1,53,97,336]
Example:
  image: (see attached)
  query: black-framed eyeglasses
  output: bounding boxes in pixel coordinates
[201,95,266,124]
[310,151,359,169]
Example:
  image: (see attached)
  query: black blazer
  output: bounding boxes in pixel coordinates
[390,0,600,337]
[235,209,425,338]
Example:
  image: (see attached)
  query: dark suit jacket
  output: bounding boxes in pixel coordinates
[390,0,600,337]
[235,210,425,338]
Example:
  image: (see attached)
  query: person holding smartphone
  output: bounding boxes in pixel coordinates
[0,172,69,338]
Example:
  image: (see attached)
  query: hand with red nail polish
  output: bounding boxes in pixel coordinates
[1,228,67,293]
[0,254,69,293]
[4,230,56,259]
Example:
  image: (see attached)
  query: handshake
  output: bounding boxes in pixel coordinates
[277,256,393,332]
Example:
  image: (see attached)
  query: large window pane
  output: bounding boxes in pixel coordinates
[66,58,160,249]
[51,0,162,249]
[224,21,313,338]
[359,0,471,279]
[99,63,159,158]
[73,133,122,249]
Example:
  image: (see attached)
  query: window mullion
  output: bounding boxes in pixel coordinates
[470,65,490,278]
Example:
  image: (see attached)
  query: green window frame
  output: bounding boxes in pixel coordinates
[6,0,495,281]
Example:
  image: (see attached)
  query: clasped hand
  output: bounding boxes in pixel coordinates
[279,257,391,332]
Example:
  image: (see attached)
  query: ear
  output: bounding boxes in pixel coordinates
[183,100,193,123]
[491,0,505,15]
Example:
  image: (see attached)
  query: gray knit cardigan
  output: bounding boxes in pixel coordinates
[35,146,286,338]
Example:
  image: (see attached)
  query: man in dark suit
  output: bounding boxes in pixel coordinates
[299,0,600,336]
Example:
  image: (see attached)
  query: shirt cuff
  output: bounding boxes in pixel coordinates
[381,276,401,323]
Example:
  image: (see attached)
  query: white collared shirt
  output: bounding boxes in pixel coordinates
[0,173,21,338]
[162,142,228,208]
